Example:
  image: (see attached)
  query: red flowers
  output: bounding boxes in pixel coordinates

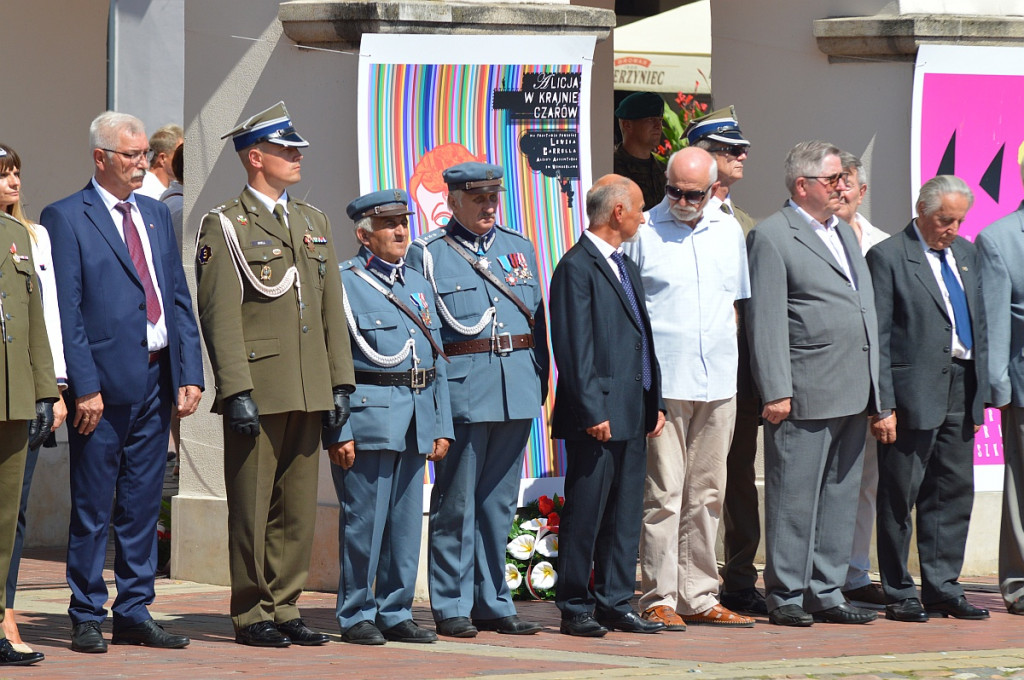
[538,495,554,516]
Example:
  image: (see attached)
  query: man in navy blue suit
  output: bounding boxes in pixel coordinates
[41,111,204,654]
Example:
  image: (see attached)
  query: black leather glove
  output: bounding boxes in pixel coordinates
[28,399,54,450]
[225,391,260,437]
[323,385,352,430]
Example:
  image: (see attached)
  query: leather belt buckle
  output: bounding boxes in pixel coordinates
[493,332,513,356]
[410,367,428,391]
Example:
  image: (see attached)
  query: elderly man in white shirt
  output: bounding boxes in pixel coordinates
[623,147,753,630]
[835,152,890,607]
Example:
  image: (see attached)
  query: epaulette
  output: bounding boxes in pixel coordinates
[496,223,530,241]
[414,228,447,246]
[208,198,240,214]
[339,259,356,271]
[292,198,325,218]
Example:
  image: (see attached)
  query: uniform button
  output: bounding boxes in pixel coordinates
[456,285,462,291]
[945,325,952,331]
[943,346,950,353]
[302,325,309,333]
[375,319,381,325]
[4,313,10,320]
[861,307,866,313]
[140,340,147,347]
[635,342,641,350]
[5,335,11,343]
[635,375,641,381]
[493,296,499,302]
[249,352,256,359]
[1,292,6,299]
[410,328,416,334]
[139,303,146,311]
[263,255,268,261]
[361,397,367,404]
[498,322,505,329]
[862,345,869,351]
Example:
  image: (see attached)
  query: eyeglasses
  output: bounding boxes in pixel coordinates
[101,148,150,164]
[803,172,850,189]
[665,184,712,204]
[707,144,749,157]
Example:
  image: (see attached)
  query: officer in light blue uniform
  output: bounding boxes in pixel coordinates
[405,162,549,637]
[325,189,454,646]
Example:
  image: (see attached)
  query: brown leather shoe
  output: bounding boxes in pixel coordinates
[642,605,687,631]
[842,583,886,606]
[679,603,755,628]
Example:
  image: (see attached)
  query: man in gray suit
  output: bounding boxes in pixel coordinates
[977,170,1024,616]
[868,175,988,622]
[746,140,880,627]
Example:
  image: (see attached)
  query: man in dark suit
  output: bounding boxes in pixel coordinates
[746,141,880,627]
[551,174,666,638]
[42,111,204,653]
[867,174,990,622]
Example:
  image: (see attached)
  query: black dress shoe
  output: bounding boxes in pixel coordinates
[472,615,543,635]
[381,619,437,643]
[842,583,887,606]
[112,619,190,648]
[597,610,665,633]
[342,621,386,645]
[0,639,44,666]
[235,621,291,647]
[925,596,990,620]
[276,619,329,646]
[720,587,769,615]
[71,620,108,653]
[768,604,813,627]
[435,616,478,638]
[559,613,608,637]
[885,598,928,622]
[811,602,877,624]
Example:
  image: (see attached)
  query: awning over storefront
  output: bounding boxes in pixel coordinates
[613,0,711,95]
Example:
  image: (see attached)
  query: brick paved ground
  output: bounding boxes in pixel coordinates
[7,548,1024,679]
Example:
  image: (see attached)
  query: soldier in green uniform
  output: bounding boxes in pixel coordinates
[0,208,55,667]
[195,102,355,648]
[613,91,667,210]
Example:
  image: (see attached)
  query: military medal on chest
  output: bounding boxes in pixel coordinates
[260,264,272,282]
[497,255,517,285]
[410,292,433,326]
[510,252,532,282]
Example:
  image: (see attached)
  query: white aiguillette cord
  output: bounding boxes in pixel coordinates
[214,210,303,316]
[342,268,417,368]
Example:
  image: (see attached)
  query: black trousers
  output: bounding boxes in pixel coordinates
[556,435,647,618]
[876,360,976,604]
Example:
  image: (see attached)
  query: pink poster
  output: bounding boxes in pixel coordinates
[914,47,1024,486]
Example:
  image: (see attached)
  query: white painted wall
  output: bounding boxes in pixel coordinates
[711,0,913,233]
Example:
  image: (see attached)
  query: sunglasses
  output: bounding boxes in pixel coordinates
[803,172,851,189]
[707,144,749,157]
[665,184,712,204]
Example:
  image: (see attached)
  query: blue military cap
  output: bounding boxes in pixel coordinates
[222,101,309,152]
[614,92,664,120]
[443,162,506,194]
[684,105,750,147]
[346,188,414,220]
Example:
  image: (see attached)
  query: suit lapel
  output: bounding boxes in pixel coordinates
[903,222,948,319]
[579,235,640,330]
[82,184,141,287]
[785,206,852,282]
[951,238,978,319]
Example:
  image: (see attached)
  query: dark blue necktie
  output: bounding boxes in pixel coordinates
[933,249,973,350]
[610,251,652,391]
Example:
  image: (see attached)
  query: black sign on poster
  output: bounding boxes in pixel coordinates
[519,131,579,207]
[493,71,582,206]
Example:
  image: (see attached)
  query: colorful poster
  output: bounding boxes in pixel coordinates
[358,34,595,501]
[912,45,1024,491]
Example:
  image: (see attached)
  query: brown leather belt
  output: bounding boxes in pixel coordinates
[355,367,436,389]
[148,348,167,364]
[444,333,534,357]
